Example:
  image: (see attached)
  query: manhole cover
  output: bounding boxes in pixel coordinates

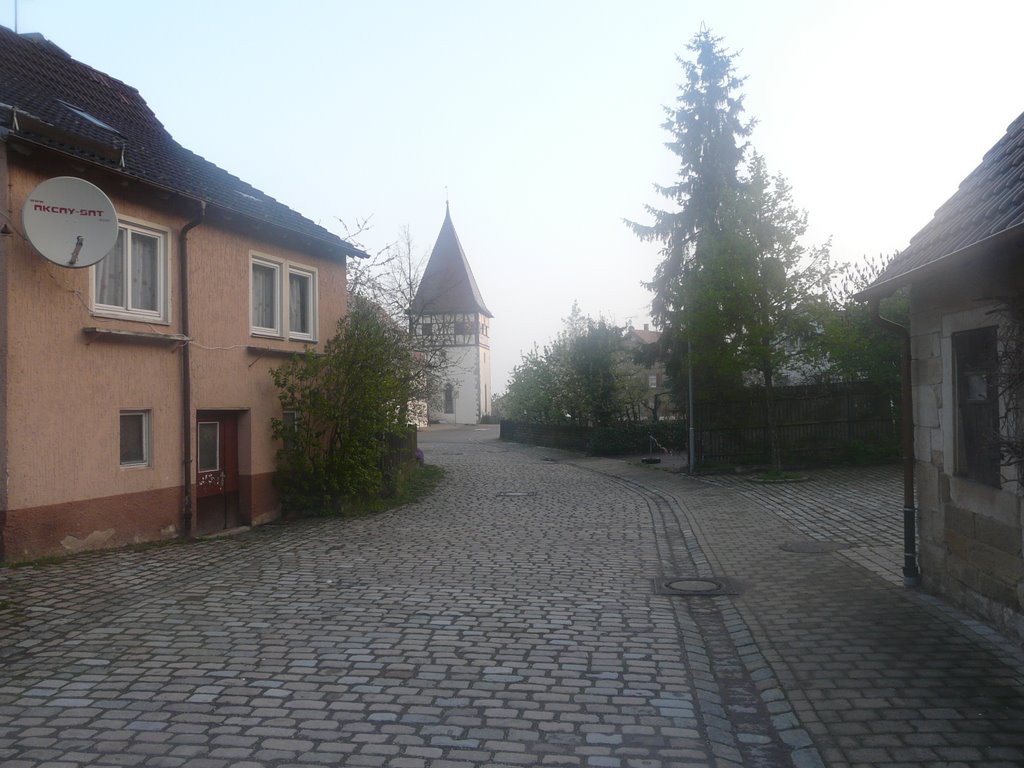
[779,541,850,554]
[653,577,738,596]
[666,578,721,593]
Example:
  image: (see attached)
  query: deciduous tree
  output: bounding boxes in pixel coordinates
[500,306,647,427]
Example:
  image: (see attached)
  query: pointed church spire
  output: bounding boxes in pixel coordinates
[412,205,492,318]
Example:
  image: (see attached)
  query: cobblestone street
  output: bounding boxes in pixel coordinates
[1,425,1023,767]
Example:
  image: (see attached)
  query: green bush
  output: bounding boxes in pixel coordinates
[271,301,419,515]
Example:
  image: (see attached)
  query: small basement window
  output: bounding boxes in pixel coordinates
[120,410,150,467]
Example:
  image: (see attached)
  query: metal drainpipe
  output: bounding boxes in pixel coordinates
[179,201,205,538]
[869,298,921,586]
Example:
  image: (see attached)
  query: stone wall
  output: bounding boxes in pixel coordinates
[910,268,1024,643]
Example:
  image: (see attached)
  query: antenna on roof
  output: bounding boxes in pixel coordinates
[445,185,449,209]
[14,0,18,32]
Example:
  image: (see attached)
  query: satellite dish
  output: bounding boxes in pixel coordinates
[22,177,118,268]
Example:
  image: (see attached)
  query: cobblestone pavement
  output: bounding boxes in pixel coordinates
[0,425,1023,768]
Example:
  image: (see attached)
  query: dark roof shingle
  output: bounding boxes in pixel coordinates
[411,205,492,318]
[0,26,363,259]
[861,110,1024,299]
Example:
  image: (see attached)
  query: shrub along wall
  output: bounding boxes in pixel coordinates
[500,421,687,457]
[380,425,419,497]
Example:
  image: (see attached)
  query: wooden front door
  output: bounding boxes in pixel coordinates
[195,411,240,535]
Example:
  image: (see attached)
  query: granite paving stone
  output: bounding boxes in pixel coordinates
[1,425,1023,766]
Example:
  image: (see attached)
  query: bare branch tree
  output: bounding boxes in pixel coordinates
[341,221,461,416]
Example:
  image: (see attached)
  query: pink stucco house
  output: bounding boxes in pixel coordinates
[0,27,364,560]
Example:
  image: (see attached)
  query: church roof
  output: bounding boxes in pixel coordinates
[412,205,492,318]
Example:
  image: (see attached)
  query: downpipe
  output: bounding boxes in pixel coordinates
[179,201,205,538]
[869,298,921,587]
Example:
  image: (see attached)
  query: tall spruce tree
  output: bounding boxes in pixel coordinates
[631,29,833,469]
[627,28,753,401]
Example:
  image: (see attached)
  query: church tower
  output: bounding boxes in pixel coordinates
[411,205,493,424]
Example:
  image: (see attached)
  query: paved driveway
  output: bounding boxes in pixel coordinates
[1,425,1023,767]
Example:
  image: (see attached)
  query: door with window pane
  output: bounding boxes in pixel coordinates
[195,411,240,535]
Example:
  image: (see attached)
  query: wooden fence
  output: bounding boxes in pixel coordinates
[501,382,897,469]
[694,382,897,467]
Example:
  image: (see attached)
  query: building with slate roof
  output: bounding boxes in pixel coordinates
[411,205,492,424]
[859,110,1024,643]
[0,26,365,560]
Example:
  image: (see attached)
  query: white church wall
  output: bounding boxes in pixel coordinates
[432,344,481,425]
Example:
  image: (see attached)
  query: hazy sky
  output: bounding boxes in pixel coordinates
[7,1,1024,391]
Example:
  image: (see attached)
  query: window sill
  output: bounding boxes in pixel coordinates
[83,327,188,346]
[92,310,169,326]
[251,331,318,345]
[250,329,283,340]
[246,345,316,360]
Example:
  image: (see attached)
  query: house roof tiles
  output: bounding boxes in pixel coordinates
[0,26,363,259]
[862,110,1024,298]
[628,328,661,345]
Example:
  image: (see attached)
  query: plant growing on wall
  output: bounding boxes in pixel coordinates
[994,297,1024,490]
[270,297,419,513]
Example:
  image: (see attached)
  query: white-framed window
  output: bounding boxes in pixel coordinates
[648,373,658,389]
[120,410,150,467]
[251,257,281,336]
[197,421,220,472]
[250,254,317,340]
[288,267,316,340]
[93,221,169,322]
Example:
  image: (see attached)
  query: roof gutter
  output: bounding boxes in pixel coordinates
[855,223,1024,302]
[869,298,920,587]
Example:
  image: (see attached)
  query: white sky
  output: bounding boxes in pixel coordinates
[7,1,1024,391]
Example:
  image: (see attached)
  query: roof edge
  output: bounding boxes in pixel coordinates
[855,223,1024,302]
[6,132,368,259]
